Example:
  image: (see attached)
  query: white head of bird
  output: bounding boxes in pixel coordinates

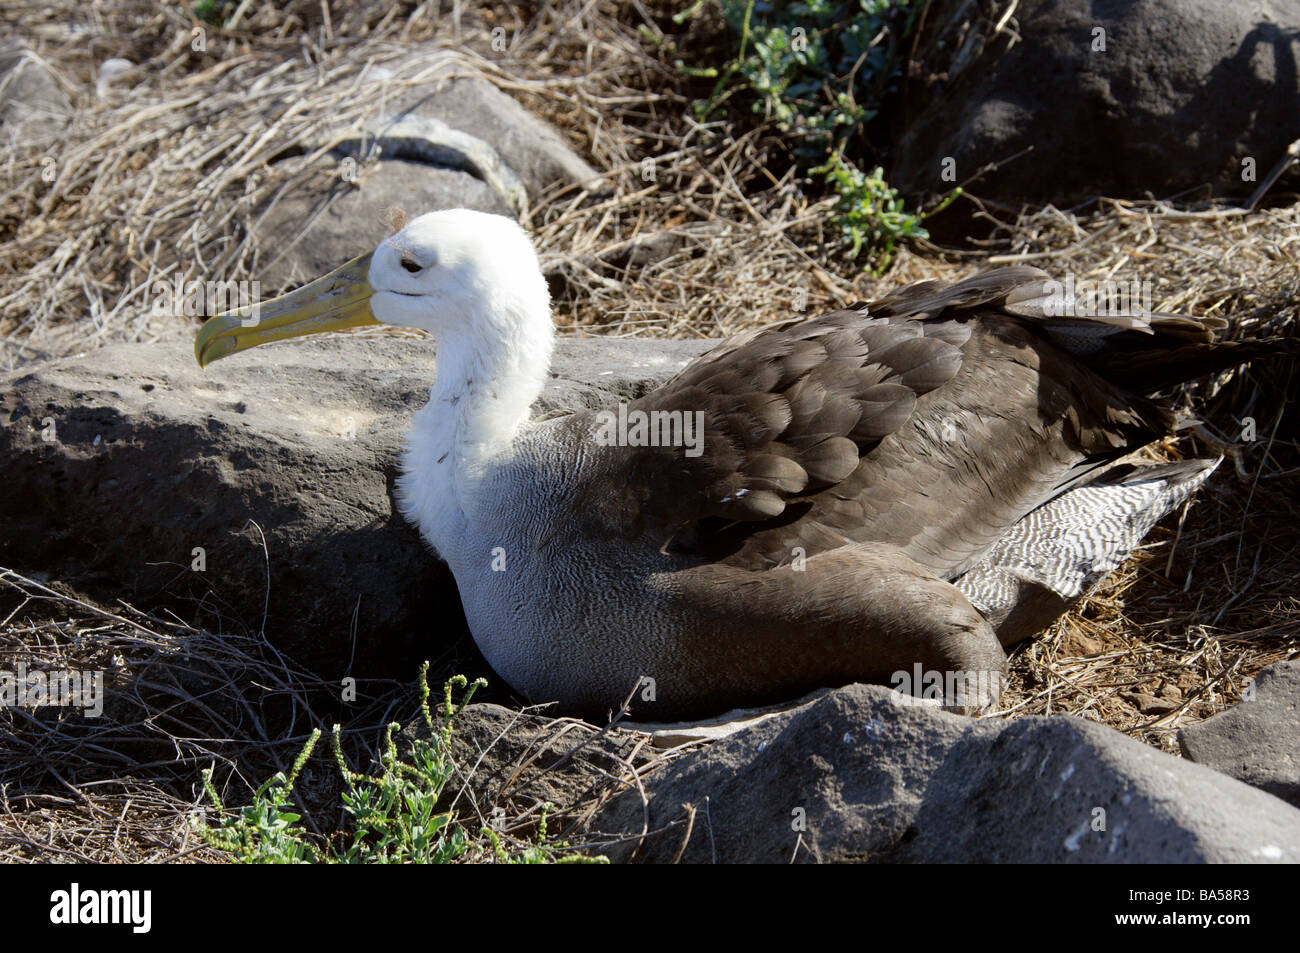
[195,209,555,457]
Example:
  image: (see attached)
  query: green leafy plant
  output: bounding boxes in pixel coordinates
[189,0,238,27]
[324,671,486,864]
[814,157,929,261]
[682,0,952,270]
[195,666,604,863]
[197,724,323,863]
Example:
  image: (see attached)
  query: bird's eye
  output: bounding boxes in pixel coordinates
[400,257,422,273]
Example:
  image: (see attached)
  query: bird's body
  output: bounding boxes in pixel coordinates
[196,209,1259,719]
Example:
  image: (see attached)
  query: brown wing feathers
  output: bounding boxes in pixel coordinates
[594,266,1237,561]
[626,312,969,528]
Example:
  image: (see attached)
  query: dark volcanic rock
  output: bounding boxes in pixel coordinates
[890,0,1300,210]
[253,64,600,290]
[255,161,513,291]
[1179,661,1300,808]
[588,684,1300,863]
[383,68,602,202]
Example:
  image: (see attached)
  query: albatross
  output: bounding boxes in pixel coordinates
[195,209,1259,718]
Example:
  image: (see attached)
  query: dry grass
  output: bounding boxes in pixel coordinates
[1,0,1297,861]
[0,566,373,862]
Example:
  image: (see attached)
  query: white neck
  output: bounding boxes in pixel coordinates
[430,324,551,454]
[397,290,554,559]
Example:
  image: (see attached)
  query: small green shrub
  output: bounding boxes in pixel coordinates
[189,0,238,27]
[196,724,324,863]
[681,0,953,270]
[194,666,604,864]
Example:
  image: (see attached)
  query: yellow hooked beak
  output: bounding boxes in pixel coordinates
[194,252,379,367]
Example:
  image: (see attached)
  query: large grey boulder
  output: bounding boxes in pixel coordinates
[254,66,600,289]
[891,0,1300,210]
[255,160,513,291]
[382,68,602,203]
[587,683,1300,863]
[0,335,709,675]
[1179,661,1300,808]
